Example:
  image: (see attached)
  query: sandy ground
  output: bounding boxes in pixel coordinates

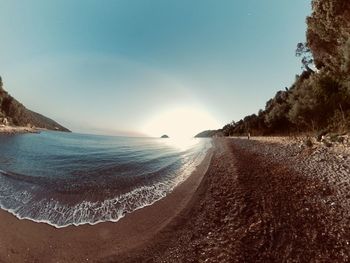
[0,148,213,263]
[0,137,349,262]
[117,137,350,262]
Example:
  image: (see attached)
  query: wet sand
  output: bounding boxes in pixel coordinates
[117,137,350,262]
[1,137,350,262]
[0,147,213,263]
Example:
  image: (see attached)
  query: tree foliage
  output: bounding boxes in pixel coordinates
[205,0,350,137]
[296,42,315,72]
[0,76,70,131]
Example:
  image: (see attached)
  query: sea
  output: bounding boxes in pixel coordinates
[0,131,211,228]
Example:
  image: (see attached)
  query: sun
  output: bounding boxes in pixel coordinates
[142,107,220,138]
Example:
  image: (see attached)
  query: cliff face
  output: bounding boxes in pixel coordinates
[0,77,70,132]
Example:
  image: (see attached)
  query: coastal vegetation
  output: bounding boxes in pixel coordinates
[194,130,220,138]
[199,0,350,138]
[0,77,70,132]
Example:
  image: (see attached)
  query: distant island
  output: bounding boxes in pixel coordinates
[161,134,169,138]
[0,76,70,133]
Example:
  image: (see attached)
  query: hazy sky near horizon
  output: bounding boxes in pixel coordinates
[0,0,311,136]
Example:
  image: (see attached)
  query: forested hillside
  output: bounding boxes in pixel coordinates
[203,0,350,137]
[0,77,70,132]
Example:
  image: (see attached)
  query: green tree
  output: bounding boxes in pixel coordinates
[296,42,315,72]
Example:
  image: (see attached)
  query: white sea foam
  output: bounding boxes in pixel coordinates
[0,139,212,228]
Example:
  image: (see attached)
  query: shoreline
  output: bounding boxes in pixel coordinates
[0,125,40,134]
[1,137,349,262]
[117,137,350,262]
[0,142,214,262]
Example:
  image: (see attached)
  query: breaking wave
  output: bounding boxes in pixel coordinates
[0,132,211,228]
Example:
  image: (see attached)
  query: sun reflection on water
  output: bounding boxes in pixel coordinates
[160,137,201,151]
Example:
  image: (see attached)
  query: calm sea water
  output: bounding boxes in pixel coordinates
[0,131,211,228]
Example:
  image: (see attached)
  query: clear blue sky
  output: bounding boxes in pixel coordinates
[0,0,311,136]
